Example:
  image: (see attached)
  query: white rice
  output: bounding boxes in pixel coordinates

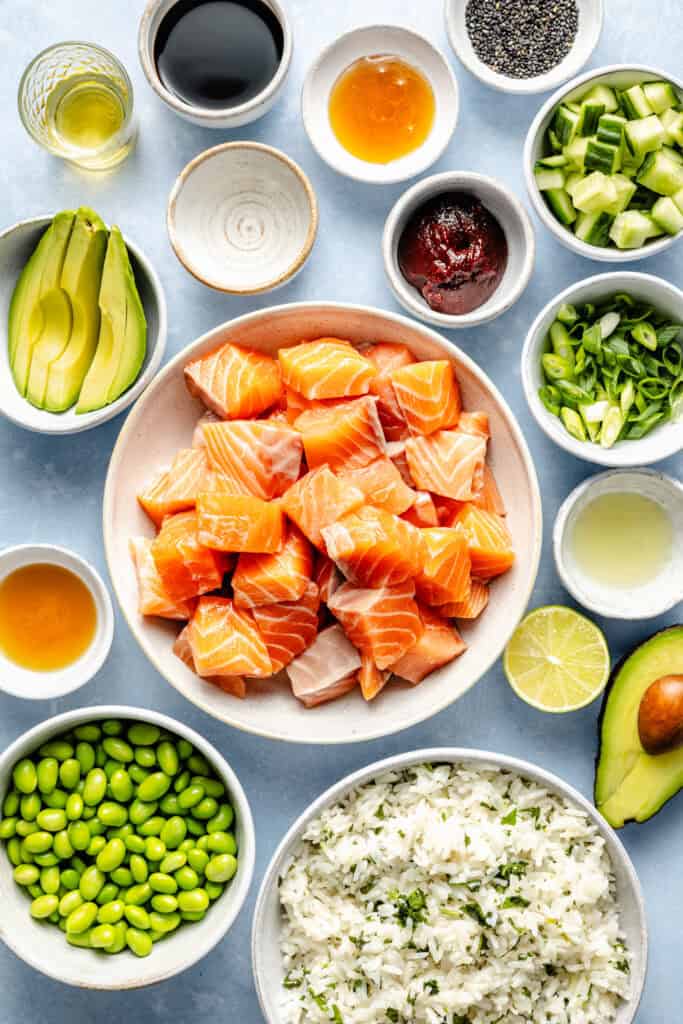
[278,763,630,1024]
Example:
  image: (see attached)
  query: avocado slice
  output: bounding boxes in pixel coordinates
[43,208,108,412]
[595,625,683,827]
[76,226,146,414]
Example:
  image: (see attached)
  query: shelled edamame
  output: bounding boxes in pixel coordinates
[0,720,238,957]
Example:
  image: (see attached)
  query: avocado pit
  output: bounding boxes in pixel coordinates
[638,674,683,755]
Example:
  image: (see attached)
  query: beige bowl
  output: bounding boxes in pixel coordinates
[103,303,542,744]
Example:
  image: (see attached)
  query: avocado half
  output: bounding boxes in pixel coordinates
[595,625,683,828]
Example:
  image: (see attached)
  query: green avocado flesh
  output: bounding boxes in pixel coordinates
[595,625,683,827]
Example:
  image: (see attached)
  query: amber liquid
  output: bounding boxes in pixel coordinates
[0,564,97,672]
[329,55,435,164]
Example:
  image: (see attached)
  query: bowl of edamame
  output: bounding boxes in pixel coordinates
[0,705,255,988]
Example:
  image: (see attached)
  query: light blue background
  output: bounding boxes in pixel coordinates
[0,0,681,1020]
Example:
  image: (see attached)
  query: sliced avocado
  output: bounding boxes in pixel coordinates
[43,208,107,412]
[76,226,146,414]
[595,625,683,827]
[11,211,75,398]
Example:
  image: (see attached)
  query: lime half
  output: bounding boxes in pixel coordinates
[504,605,610,713]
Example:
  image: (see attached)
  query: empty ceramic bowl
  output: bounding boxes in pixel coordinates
[302,25,459,184]
[167,143,318,294]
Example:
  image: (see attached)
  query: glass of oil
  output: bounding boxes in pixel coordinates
[18,42,137,171]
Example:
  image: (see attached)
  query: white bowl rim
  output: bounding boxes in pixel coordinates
[524,64,683,261]
[137,0,293,123]
[0,543,114,699]
[251,745,648,1024]
[444,0,604,96]
[0,214,167,436]
[103,300,543,744]
[301,24,460,185]
[382,170,536,328]
[552,467,683,619]
[521,270,683,466]
[0,703,256,989]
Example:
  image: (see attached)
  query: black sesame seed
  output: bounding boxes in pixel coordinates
[465,0,579,79]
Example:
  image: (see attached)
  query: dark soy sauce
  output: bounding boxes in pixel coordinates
[154,0,284,109]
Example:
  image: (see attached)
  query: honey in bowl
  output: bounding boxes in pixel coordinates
[328,55,435,164]
[0,564,97,672]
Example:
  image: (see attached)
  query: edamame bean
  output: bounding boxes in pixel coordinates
[7,838,23,866]
[23,831,52,854]
[109,769,134,803]
[67,821,90,851]
[178,784,204,810]
[124,834,146,854]
[157,742,179,777]
[83,769,107,806]
[37,758,58,795]
[178,838,195,853]
[175,866,199,891]
[86,836,107,857]
[160,852,186,874]
[205,882,224,901]
[159,794,180,816]
[40,866,61,894]
[102,720,122,736]
[33,852,59,867]
[151,893,178,914]
[59,759,81,790]
[160,816,186,850]
[74,724,100,742]
[149,872,177,895]
[145,837,166,862]
[81,805,95,820]
[149,911,181,934]
[90,924,116,949]
[124,905,150,930]
[60,869,80,891]
[75,742,95,774]
[39,741,73,761]
[139,816,165,837]
[96,883,119,906]
[97,801,128,828]
[196,835,209,851]
[36,808,66,832]
[66,930,93,949]
[30,894,59,919]
[98,900,124,925]
[103,921,128,954]
[192,776,225,799]
[80,865,105,901]
[16,820,38,838]
[128,764,149,785]
[129,854,148,884]
[125,882,152,906]
[206,854,237,884]
[137,772,171,803]
[206,804,234,833]
[102,737,134,763]
[127,723,160,746]
[65,793,83,821]
[177,887,209,913]
[13,759,37,795]
[53,830,75,860]
[59,890,83,917]
[71,856,87,875]
[207,831,236,855]
[42,789,68,809]
[28,883,42,899]
[109,823,134,840]
[13,864,39,886]
[177,739,193,760]
[187,754,210,776]
[96,838,126,873]
[173,770,191,794]
[0,817,17,839]
[129,798,157,826]
[66,901,98,934]
[187,849,209,875]
[111,867,133,888]
[134,747,156,769]
[3,792,19,816]
[126,927,152,957]
[186,818,205,838]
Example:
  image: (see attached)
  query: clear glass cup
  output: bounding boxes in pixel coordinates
[18,41,137,171]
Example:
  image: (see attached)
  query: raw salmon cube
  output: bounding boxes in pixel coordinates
[173,625,246,698]
[440,580,490,620]
[359,654,391,701]
[192,411,220,447]
[414,528,471,606]
[295,396,386,472]
[314,553,344,604]
[457,410,490,439]
[137,448,209,527]
[328,580,423,669]
[435,495,465,527]
[151,511,226,603]
[390,361,461,436]
[196,493,285,553]
[401,491,439,527]
[453,504,514,580]
[282,466,365,550]
[405,430,487,500]
[283,387,344,424]
[130,537,195,620]
[184,342,282,419]
[386,440,413,484]
[202,420,303,499]
[363,342,416,441]
[322,506,423,588]
[471,464,506,516]
[278,338,377,400]
[251,581,320,672]
[188,597,272,678]
[286,624,361,707]
[391,605,466,683]
[338,456,416,515]
[232,526,312,608]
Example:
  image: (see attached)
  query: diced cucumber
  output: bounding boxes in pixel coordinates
[566,101,582,114]
[563,136,590,171]
[662,145,683,166]
[597,113,626,147]
[565,171,583,194]
[537,154,570,168]
[574,210,614,246]
[606,174,637,214]
[609,210,660,249]
[637,150,683,195]
[624,115,666,160]
[629,183,659,210]
[620,84,654,119]
[534,165,566,191]
[643,81,679,115]
[571,172,618,213]
[545,188,577,226]
[651,196,683,234]
[554,105,580,145]
[661,108,683,146]
[585,140,622,174]
[577,101,605,137]
[581,83,619,114]
[672,187,683,214]
[548,128,564,153]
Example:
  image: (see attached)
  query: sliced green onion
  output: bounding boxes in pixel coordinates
[631,322,658,350]
[556,303,579,325]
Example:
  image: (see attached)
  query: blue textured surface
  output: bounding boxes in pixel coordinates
[0,0,681,1020]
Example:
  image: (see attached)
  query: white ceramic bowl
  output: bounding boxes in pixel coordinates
[0,215,166,435]
[0,544,113,700]
[103,302,542,744]
[138,0,292,128]
[0,705,255,988]
[302,25,459,185]
[522,272,683,466]
[554,468,683,619]
[252,747,648,1024]
[382,171,535,328]
[445,0,603,95]
[167,143,318,295]
[524,65,683,261]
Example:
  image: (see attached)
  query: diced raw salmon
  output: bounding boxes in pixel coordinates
[390,361,461,436]
[283,386,344,425]
[129,537,195,619]
[188,597,272,678]
[278,339,377,400]
[405,430,487,501]
[471,464,506,516]
[440,580,490,620]
[202,420,302,499]
[137,448,209,527]
[338,456,416,515]
[453,504,514,579]
[363,342,416,441]
[386,440,413,485]
[173,625,246,698]
[322,506,423,588]
[391,605,466,684]
[314,553,343,604]
[401,491,439,527]
[196,493,285,553]
[328,580,423,669]
[282,466,365,550]
[232,526,312,607]
[251,581,320,672]
[435,496,465,526]
[184,342,282,419]
[151,511,227,603]
[192,411,220,447]
[458,410,490,439]
[286,623,361,707]
[414,528,471,606]
[358,654,391,701]
[295,396,386,472]
[360,341,415,374]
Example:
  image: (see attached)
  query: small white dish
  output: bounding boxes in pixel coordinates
[252,747,647,1024]
[445,0,603,95]
[0,705,255,987]
[0,215,166,436]
[383,171,535,328]
[553,469,683,620]
[524,65,683,261]
[522,271,683,466]
[138,0,292,128]
[0,544,113,700]
[168,143,318,295]
[302,25,459,185]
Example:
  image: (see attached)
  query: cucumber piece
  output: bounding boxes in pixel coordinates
[609,210,660,249]
[606,174,637,214]
[565,171,583,194]
[577,101,605,137]
[637,150,683,195]
[624,115,666,160]
[597,113,626,147]
[563,136,590,171]
[537,154,569,168]
[651,196,683,234]
[581,83,619,114]
[585,140,622,175]
[571,172,618,214]
[545,188,577,226]
[534,165,566,191]
[661,109,683,146]
[629,183,659,210]
[672,187,683,214]
[662,144,683,166]
[643,81,679,115]
[548,128,564,153]
[554,105,580,145]
[620,85,654,119]
[574,210,614,246]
